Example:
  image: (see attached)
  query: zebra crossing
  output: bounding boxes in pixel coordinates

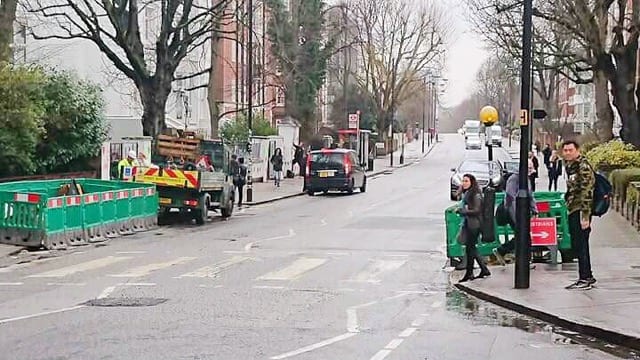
[0,251,431,289]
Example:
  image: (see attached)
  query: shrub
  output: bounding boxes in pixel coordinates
[585,140,640,171]
[609,168,640,202]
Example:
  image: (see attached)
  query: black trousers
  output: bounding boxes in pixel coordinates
[548,175,559,191]
[529,175,537,192]
[236,184,244,206]
[568,212,593,280]
[464,227,490,277]
[497,215,517,256]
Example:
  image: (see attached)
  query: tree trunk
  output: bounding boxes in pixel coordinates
[592,65,614,142]
[139,79,171,137]
[208,33,222,139]
[0,0,18,64]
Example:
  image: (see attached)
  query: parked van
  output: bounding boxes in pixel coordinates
[485,125,502,147]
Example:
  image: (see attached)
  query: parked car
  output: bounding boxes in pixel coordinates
[450,160,504,200]
[465,135,482,150]
[305,149,366,196]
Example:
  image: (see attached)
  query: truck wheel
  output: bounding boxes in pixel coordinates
[194,195,209,225]
[221,198,234,218]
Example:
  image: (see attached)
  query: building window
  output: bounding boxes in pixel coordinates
[276,88,285,106]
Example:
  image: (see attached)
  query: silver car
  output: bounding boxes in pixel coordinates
[450,160,504,200]
[465,135,482,150]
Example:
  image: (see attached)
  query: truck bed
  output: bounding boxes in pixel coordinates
[132,167,228,191]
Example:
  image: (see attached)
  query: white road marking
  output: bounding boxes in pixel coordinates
[116,251,146,254]
[177,256,250,278]
[253,285,286,290]
[0,282,23,286]
[0,305,85,325]
[198,284,224,288]
[385,254,409,258]
[28,256,132,278]
[384,338,404,350]
[431,301,442,308]
[257,258,327,281]
[116,282,156,286]
[348,259,407,283]
[46,282,85,286]
[243,229,296,253]
[369,349,392,360]
[320,218,327,226]
[327,252,349,256]
[411,314,428,327]
[346,308,359,333]
[97,286,116,299]
[398,327,417,338]
[269,332,357,359]
[109,257,195,278]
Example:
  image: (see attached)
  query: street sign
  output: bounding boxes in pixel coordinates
[530,217,557,246]
[348,113,359,129]
[533,109,547,119]
[519,109,529,126]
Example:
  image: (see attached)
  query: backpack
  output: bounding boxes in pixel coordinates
[592,171,612,217]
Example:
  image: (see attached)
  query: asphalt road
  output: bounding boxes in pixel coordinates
[0,135,623,360]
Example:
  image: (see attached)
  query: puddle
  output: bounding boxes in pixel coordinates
[446,289,640,359]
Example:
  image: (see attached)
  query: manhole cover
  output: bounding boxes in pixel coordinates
[83,297,168,307]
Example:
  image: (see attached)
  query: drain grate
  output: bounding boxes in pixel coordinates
[83,297,168,307]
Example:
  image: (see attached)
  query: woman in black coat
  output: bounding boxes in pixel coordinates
[548,150,563,191]
[456,174,491,282]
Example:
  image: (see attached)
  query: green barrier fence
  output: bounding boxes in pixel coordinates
[446,191,572,261]
[0,179,158,249]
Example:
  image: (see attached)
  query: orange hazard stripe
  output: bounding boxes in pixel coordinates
[144,168,158,176]
[184,173,198,187]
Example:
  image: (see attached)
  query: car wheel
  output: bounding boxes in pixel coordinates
[360,176,367,193]
[347,179,355,194]
[307,190,315,196]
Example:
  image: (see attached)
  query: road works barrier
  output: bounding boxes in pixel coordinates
[0,179,157,249]
[445,191,573,265]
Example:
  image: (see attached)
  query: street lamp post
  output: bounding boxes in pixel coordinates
[422,79,426,153]
[515,0,534,289]
[479,106,498,161]
[246,0,254,203]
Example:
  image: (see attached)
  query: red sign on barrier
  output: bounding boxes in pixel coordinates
[531,217,557,246]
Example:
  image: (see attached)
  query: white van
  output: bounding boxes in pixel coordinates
[485,125,502,147]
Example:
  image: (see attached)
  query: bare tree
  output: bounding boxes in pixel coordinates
[26,0,234,137]
[0,0,18,63]
[533,0,637,144]
[347,0,447,136]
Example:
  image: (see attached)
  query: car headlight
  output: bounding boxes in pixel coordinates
[452,175,462,185]
[492,175,501,185]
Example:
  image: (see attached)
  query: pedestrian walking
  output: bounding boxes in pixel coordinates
[562,140,596,290]
[456,174,491,282]
[236,157,248,206]
[493,167,538,265]
[548,150,563,191]
[270,148,284,187]
[542,144,552,170]
[528,151,539,192]
[229,155,244,206]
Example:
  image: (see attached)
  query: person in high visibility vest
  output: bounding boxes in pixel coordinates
[118,151,138,179]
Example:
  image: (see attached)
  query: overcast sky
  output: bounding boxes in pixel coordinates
[440,0,488,108]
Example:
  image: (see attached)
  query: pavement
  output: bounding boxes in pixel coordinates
[454,138,640,351]
[246,137,434,205]
[0,134,629,360]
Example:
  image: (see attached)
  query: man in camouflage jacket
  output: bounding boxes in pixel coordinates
[562,140,596,290]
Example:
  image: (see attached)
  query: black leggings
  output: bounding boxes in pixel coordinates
[464,227,490,277]
[548,175,559,191]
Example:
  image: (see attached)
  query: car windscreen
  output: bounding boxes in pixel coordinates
[459,162,489,173]
[310,153,344,170]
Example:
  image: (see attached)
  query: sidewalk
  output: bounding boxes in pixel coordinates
[454,140,640,350]
[246,138,435,205]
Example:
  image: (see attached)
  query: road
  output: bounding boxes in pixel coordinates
[0,134,623,360]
